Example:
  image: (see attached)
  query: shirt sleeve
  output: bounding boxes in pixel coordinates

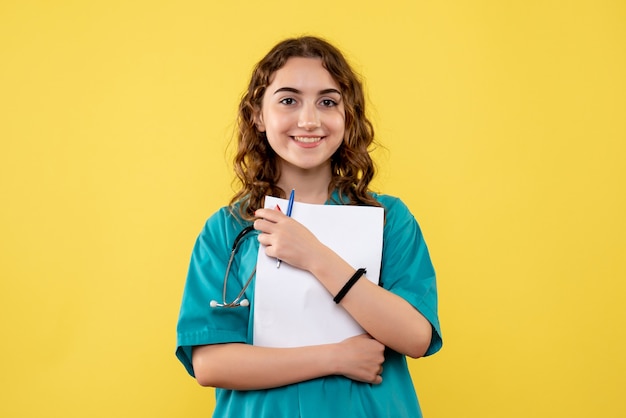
[378,196,442,356]
[175,209,251,377]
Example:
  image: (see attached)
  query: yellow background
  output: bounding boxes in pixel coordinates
[1,0,625,416]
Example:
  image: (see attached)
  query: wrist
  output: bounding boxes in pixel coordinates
[333,268,367,304]
[306,242,336,276]
[310,252,356,296]
[325,342,342,376]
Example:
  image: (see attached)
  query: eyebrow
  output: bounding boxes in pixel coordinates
[273,87,342,96]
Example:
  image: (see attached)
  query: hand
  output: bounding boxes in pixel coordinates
[334,334,385,384]
[254,207,327,272]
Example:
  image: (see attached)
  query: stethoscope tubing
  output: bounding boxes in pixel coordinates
[210,225,256,309]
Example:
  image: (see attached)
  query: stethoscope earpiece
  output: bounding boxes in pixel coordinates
[209,298,249,309]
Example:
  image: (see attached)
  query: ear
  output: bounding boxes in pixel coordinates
[253,108,266,132]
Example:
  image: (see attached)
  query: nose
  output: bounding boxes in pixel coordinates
[297,102,321,130]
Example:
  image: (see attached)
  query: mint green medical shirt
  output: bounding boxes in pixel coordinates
[176,193,442,418]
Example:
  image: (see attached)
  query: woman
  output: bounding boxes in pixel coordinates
[176,36,442,417]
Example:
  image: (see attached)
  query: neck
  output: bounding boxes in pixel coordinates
[277,164,332,205]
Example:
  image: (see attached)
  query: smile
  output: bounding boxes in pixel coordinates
[293,136,323,144]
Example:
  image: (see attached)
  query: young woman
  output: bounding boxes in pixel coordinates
[176,36,442,417]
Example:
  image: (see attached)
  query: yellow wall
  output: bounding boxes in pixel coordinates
[1,1,624,417]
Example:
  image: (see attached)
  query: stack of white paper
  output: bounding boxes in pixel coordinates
[253,196,384,348]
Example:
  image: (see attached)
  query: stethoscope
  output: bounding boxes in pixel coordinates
[209,225,257,308]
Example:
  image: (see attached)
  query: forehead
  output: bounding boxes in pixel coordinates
[267,57,341,91]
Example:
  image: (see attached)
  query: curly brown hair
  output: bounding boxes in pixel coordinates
[230,36,381,220]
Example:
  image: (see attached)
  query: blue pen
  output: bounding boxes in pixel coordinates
[276,189,295,268]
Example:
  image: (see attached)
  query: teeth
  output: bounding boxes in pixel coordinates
[293,136,322,143]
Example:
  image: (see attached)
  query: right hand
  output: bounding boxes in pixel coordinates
[254,207,327,272]
[334,334,385,384]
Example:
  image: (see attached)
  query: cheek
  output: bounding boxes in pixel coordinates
[330,113,346,137]
[333,105,347,129]
[263,111,291,134]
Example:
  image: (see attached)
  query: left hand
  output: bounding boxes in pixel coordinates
[254,207,327,271]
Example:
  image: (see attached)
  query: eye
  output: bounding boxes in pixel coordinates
[279,97,296,105]
[320,99,337,107]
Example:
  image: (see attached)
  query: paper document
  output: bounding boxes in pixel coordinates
[253,196,384,348]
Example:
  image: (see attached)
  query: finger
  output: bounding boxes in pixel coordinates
[263,245,277,259]
[256,232,272,247]
[368,365,383,384]
[253,218,277,233]
[254,208,284,222]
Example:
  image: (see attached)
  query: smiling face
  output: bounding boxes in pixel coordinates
[255,57,346,179]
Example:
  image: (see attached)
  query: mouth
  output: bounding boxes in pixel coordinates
[292,136,323,144]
